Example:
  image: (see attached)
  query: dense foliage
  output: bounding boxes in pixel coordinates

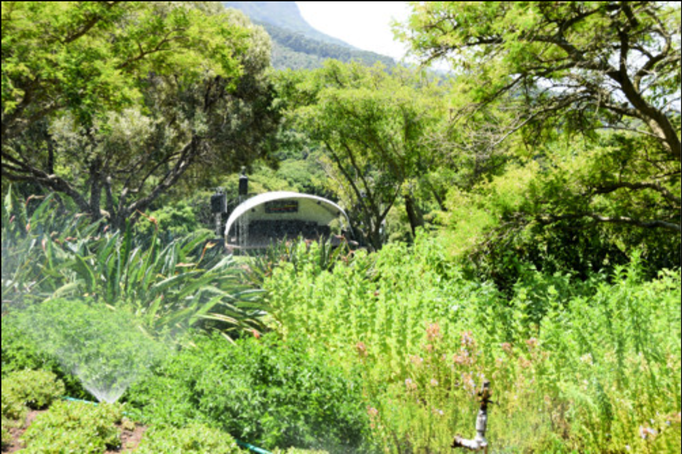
[1,370,66,450]
[20,401,127,454]
[2,370,65,410]
[127,333,371,453]
[1,1,680,453]
[2,2,282,229]
[264,237,681,453]
[395,1,680,282]
[14,298,164,403]
[136,423,241,454]
[1,191,266,339]
[1,315,88,399]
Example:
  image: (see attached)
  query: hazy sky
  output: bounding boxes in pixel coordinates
[296,2,412,61]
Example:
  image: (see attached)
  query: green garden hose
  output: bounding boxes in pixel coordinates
[235,439,272,454]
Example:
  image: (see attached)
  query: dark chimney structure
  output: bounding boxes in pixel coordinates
[239,167,248,197]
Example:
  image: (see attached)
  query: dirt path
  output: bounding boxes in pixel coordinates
[105,424,147,453]
[4,410,43,453]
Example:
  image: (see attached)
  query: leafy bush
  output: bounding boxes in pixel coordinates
[127,333,371,453]
[2,370,64,409]
[1,315,50,377]
[1,314,88,398]
[441,148,680,289]
[1,421,11,449]
[136,423,241,454]
[1,371,65,449]
[1,390,26,423]
[1,191,267,339]
[20,400,124,454]
[14,298,165,404]
[133,200,202,242]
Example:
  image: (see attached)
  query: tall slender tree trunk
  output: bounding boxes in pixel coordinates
[404,193,424,237]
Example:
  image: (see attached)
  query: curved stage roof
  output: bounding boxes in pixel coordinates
[224,191,351,243]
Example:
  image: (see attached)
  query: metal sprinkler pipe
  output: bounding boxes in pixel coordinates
[451,380,493,453]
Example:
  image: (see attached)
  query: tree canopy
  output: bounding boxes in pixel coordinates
[2,2,281,227]
[279,62,449,249]
[398,1,681,158]
[394,1,680,278]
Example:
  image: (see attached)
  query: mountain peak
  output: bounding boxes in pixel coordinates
[223,2,351,48]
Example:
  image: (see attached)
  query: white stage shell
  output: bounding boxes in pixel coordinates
[224,191,351,243]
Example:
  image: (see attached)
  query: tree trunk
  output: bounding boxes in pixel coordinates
[404,193,424,237]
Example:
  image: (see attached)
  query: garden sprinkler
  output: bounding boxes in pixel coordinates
[452,380,493,453]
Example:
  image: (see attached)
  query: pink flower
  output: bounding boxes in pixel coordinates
[426,323,442,341]
[526,338,538,350]
[639,425,657,440]
[461,331,475,348]
[410,355,424,366]
[405,378,418,391]
[453,354,468,365]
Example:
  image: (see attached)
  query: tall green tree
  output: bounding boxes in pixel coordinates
[281,62,448,249]
[399,1,680,156]
[2,2,281,228]
[398,1,680,235]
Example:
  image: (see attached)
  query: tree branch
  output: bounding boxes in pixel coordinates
[591,181,681,206]
[124,135,202,217]
[62,2,122,44]
[1,151,91,213]
[537,212,680,232]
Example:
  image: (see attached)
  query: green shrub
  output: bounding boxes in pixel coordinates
[133,200,201,242]
[2,370,65,410]
[1,315,48,378]
[15,298,164,404]
[20,400,123,454]
[1,314,89,399]
[127,333,371,453]
[2,191,267,340]
[1,389,26,422]
[136,423,241,454]
[1,420,11,449]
